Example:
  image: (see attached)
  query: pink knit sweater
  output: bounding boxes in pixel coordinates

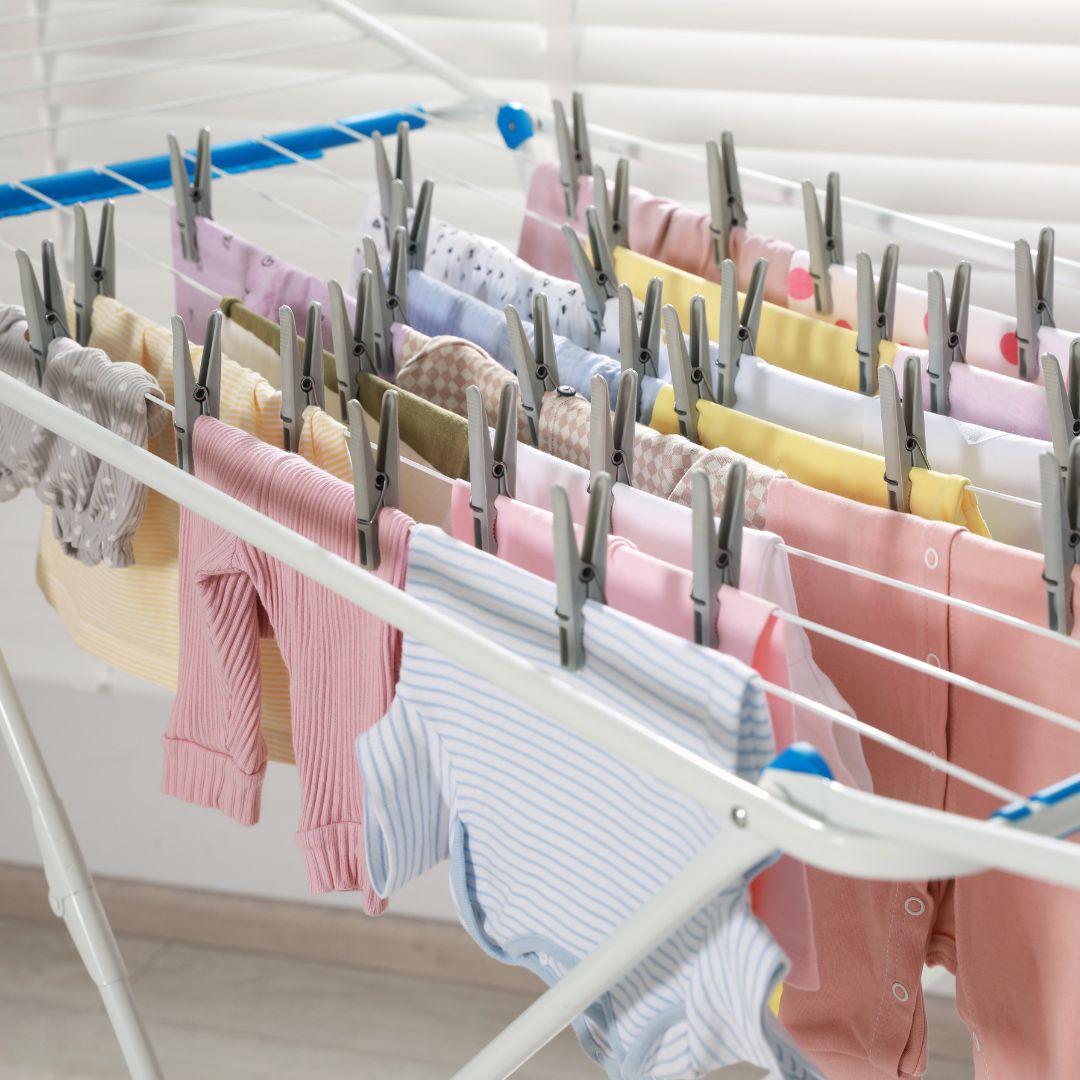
[164,417,411,908]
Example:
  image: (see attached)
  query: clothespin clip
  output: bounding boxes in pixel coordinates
[880,355,929,514]
[926,261,971,415]
[1039,438,1080,635]
[801,172,843,314]
[279,302,326,453]
[854,245,899,396]
[467,382,519,553]
[715,257,765,408]
[373,121,414,236]
[553,472,612,671]
[73,202,116,347]
[1042,346,1080,471]
[553,92,592,219]
[1015,227,1055,381]
[706,132,747,266]
[690,462,745,648]
[362,227,408,376]
[387,176,433,272]
[329,271,378,412]
[346,390,399,571]
[562,205,618,337]
[506,295,559,446]
[172,311,222,474]
[663,297,713,444]
[168,127,211,262]
[589,369,637,488]
[15,241,69,384]
[617,279,661,419]
[591,159,629,251]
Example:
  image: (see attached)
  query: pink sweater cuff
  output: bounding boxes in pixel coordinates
[297,821,387,912]
[161,736,264,825]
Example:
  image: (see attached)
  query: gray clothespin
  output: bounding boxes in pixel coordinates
[329,272,378,412]
[663,297,713,444]
[589,369,637,488]
[855,245,899,396]
[802,173,843,314]
[553,472,612,671]
[553,93,592,219]
[506,296,559,446]
[715,257,765,408]
[362,227,408,376]
[73,202,116,347]
[346,390,399,571]
[15,242,69,384]
[168,128,211,262]
[562,205,618,337]
[880,355,929,514]
[1016,227,1055,381]
[617,279,661,421]
[592,160,629,251]
[172,311,222,474]
[374,121,414,232]
[279,302,326,453]
[1039,438,1080,635]
[690,462,745,648]
[467,382,518,553]
[707,132,747,266]
[1041,347,1080,470]
[388,176,433,272]
[926,261,971,415]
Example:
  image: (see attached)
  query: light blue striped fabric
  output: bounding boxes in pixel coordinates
[357,526,821,1079]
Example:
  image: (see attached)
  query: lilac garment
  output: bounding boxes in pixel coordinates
[892,348,1051,441]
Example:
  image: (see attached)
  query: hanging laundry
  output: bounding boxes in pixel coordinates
[357,524,822,1079]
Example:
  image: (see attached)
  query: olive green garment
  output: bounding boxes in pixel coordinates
[220,297,470,481]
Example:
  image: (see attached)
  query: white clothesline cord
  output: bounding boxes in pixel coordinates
[775,609,1080,738]
[970,485,1040,509]
[0,6,318,63]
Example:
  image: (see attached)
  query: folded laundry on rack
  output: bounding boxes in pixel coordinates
[357,524,823,1080]
[0,303,165,567]
[446,481,818,991]
[168,415,413,901]
[769,479,1080,1079]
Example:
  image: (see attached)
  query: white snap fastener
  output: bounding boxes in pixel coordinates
[925,654,941,668]
[924,548,939,570]
[904,897,926,916]
[892,982,910,1003]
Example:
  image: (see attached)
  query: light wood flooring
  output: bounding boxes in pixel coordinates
[0,863,974,1078]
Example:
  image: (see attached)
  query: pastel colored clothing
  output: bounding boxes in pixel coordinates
[513,440,872,793]
[357,525,820,1079]
[35,296,359,766]
[786,248,1080,381]
[731,353,1045,552]
[650,386,990,537]
[448,482,817,990]
[768,479,1080,1079]
[168,416,411,900]
[0,305,44,498]
[539,385,781,528]
[518,159,795,305]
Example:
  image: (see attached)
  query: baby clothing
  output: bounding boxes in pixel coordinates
[167,416,412,900]
[0,304,44,498]
[357,524,820,1079]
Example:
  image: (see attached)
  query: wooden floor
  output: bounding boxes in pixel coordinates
[0,864,974,1079]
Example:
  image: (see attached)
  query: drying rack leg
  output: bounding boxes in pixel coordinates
[451,824,776,1080]
[0,648,163,1079]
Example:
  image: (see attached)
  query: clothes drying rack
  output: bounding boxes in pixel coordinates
[2,4,1080,1078]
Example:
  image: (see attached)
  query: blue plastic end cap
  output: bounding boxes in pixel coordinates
[768,743,834,781]
[497,103,534,150]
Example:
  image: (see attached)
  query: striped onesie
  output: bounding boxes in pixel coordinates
[357,526,820,1078]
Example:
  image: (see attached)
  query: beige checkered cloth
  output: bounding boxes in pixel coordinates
[668,448,781,529]
[395,328,531,443]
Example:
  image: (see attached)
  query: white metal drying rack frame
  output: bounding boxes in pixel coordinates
[2,4,1080,1079]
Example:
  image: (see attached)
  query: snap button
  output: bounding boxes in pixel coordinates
[904,897,926,916]
[556,384,577,397]
[892,982,910,1003]
[924,548,939,570]
[925,654,941,668]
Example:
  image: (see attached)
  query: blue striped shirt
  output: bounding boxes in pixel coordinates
[357,526,820,1079]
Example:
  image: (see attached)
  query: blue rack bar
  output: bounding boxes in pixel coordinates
[0,106,428,221]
